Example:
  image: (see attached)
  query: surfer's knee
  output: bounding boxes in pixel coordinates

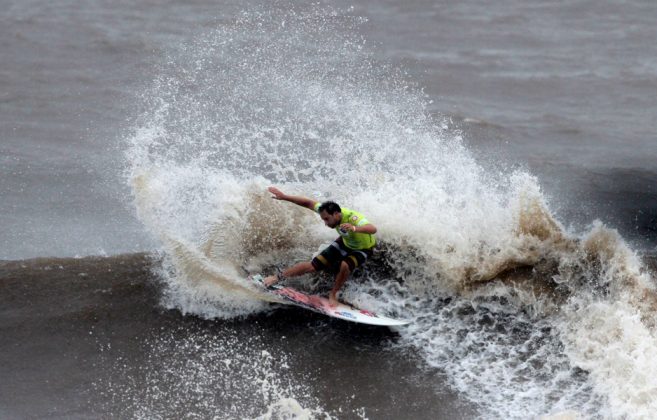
[339,261,350,274]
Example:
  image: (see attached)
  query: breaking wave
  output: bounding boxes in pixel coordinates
[125,4,657,418]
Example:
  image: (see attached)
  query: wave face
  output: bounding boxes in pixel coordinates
[126,4,657,418]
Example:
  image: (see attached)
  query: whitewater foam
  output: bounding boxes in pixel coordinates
[125,3,657,418]
[93,326,335,419]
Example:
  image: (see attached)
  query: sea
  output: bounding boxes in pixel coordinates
[1,0,656,418]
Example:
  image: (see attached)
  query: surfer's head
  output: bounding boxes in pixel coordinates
[318,201,342,228]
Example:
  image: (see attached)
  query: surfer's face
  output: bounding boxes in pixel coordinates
[319,210,341,229]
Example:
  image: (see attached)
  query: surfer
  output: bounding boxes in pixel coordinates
[264,186,378,307]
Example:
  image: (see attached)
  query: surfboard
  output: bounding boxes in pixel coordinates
[249,274,410,326]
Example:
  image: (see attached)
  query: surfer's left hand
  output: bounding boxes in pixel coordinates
[339,223,356,233]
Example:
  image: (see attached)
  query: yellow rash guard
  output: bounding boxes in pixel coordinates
[314,202,376,250]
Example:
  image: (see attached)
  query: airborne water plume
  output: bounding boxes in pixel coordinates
[126,4,657,419]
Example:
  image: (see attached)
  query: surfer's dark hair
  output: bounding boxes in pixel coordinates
[318,201,341,215]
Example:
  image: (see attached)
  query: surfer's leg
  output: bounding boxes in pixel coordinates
[329,261,351,307]
[328,247,373,306]
[310,239,345,274]
[264,261,315,286]
[282,261,315,277]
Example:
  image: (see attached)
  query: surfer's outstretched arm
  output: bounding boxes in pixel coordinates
[268,186,318,211]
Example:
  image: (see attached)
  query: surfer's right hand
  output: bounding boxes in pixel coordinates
[268,186,286,200]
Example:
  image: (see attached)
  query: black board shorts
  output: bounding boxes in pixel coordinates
[311,237,374,274]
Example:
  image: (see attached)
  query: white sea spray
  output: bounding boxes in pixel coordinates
[126,3,657,418]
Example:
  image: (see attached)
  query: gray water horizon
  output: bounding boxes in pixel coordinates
[2,0,655,259]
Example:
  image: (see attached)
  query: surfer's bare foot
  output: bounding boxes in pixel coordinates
[328,292,338,308]
[264,275,278,287]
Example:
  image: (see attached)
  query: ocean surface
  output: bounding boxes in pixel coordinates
[2,0,656,418]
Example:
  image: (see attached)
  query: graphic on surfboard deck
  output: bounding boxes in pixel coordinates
[250,274,410,326]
